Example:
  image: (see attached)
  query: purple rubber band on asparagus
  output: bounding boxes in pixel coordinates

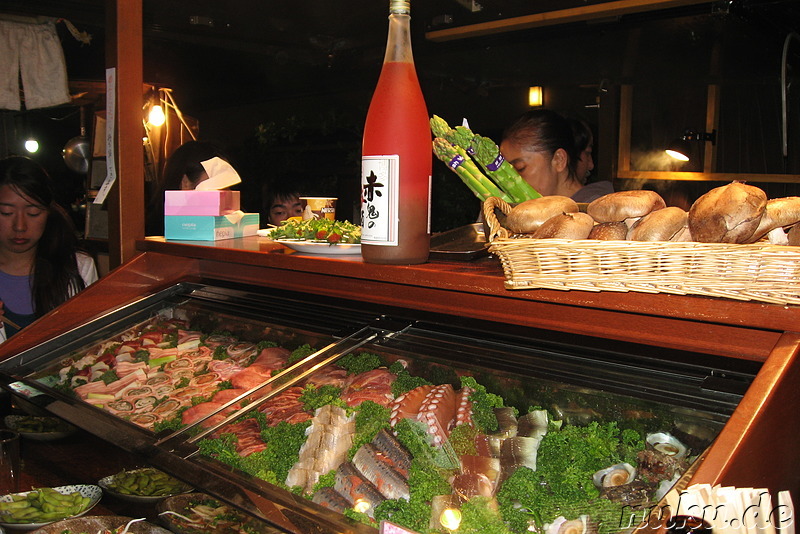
[448,154,465,170]
[487,153,504,172]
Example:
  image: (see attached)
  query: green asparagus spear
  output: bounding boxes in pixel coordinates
[430,115,457,144]
[471,134,542,202]
[432,138,510,201]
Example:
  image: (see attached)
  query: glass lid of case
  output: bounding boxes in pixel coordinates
[2,283,757,534]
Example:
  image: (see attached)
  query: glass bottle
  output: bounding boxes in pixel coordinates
[360,0,431,265]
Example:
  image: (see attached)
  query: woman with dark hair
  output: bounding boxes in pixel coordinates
[0,156,98,343]
[146,140,232,235]
[500,109,613,202]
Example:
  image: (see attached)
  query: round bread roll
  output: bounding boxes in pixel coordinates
[586,190,666,224]
[747,197,800,243]
[588,221,628,240]
[688,182,767,243]
[628,206,688,241]
[505,196,579,234]
[532,212,595,239]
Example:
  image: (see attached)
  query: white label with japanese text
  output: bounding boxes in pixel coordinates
[361,155,399,246]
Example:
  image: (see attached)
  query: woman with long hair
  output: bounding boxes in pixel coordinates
[0,156,98,343]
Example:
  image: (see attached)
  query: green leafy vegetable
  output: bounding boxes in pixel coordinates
[337,352,383,375]
[460,376,506,433]
[390,368,432,397]
[348,400,391,460]
[496,421,641,533]
[270,218,361,244]
[459,496,511,534]
[299,384,346,412]
[287,344,315,366]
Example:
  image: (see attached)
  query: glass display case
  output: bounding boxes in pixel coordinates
[0,281,761,534]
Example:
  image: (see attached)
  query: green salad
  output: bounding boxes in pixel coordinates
[270,218,361,245]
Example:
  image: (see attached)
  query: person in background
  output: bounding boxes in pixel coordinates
[568,117,595,184]
[0,156,98,344]
[146,140,233,236]
[500,109,613,202]
[262,180,303,227]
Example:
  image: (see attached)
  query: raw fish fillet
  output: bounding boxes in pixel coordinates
[334,462,386,518]
[352,443,410,501]
[450,472,494,503]
[460,454,501,485]
[372,428,412,476]
[312,487,350,513]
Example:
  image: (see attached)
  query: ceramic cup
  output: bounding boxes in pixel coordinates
[300,197,337,221]
[0,429,20,495]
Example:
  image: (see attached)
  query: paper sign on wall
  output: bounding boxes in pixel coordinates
[95,67,117,205]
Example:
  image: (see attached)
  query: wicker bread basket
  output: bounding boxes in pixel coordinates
[483,197,800,305]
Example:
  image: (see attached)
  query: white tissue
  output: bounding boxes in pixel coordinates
[223,210,245,225]
[197,157,242,191]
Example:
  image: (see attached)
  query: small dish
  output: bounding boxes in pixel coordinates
[274,239,361,255]
[4,416,76,442]
[98,468,192,503]
[0,485,101,531]
[30,515,171,534]
[156,493,266,534]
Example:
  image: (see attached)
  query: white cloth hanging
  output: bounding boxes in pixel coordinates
[0,18,70,110]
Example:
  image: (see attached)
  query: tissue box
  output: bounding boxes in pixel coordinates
[164,190,241,216]
[165,213,259,241]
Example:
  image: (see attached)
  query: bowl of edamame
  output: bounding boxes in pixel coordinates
[0,485,101,531]
[98,468,193,504]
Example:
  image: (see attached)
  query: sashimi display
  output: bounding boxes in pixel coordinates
[38,314,719,534]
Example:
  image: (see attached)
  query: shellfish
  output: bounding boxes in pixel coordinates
[592,462,636,488]
[646,432,688,459]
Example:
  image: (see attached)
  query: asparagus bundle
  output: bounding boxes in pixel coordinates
[432,138,511,201]
[430,115,542,203]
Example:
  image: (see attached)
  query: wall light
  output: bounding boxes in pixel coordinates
[142,86,196,140]
[528,86,543,107]
[665,129,716,161]
[24,138,39,153]
[148,102,166,126]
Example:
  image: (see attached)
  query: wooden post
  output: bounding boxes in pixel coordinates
[106,0,144,268]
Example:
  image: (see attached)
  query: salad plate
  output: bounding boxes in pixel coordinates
[273,239,361,255]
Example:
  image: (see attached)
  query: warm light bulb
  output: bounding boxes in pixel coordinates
[665,148,689,161]
[353,499,371,514]
[24,139,39,153]
[528,86,543,107]
[148,104,166,126]
[440,508,462,530]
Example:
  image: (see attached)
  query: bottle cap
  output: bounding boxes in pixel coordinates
[390,0,410,14]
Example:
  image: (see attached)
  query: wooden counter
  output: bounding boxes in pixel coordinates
[134,236,798,362]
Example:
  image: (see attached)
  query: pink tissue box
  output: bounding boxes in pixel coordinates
[164,190,241,216]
